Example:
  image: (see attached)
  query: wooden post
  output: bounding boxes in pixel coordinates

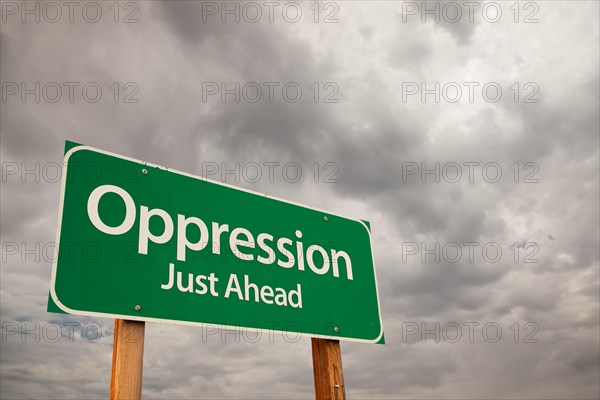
[311,338,346,400]
[110,319,145,400]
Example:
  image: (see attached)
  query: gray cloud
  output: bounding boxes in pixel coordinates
[1,1,598,399]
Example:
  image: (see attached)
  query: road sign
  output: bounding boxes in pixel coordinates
[49,141,384,343]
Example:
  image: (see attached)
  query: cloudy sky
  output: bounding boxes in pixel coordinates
[1,0,599,398]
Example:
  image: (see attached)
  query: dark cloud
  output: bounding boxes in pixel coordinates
[1,1,598,399]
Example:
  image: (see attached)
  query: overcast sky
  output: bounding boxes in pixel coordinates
[1,1,599,399]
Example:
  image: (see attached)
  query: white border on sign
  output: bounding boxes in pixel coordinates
[50,144,384,344]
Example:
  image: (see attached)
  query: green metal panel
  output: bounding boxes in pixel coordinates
[49,142,383,343]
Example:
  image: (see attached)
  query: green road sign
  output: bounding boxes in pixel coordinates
[49,141,384,343]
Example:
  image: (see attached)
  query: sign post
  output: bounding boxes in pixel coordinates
[312,338,346,400]
[110,319,145,400]
[48,141,384,398]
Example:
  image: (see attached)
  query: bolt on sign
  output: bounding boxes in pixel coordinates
[48,141,384,343]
